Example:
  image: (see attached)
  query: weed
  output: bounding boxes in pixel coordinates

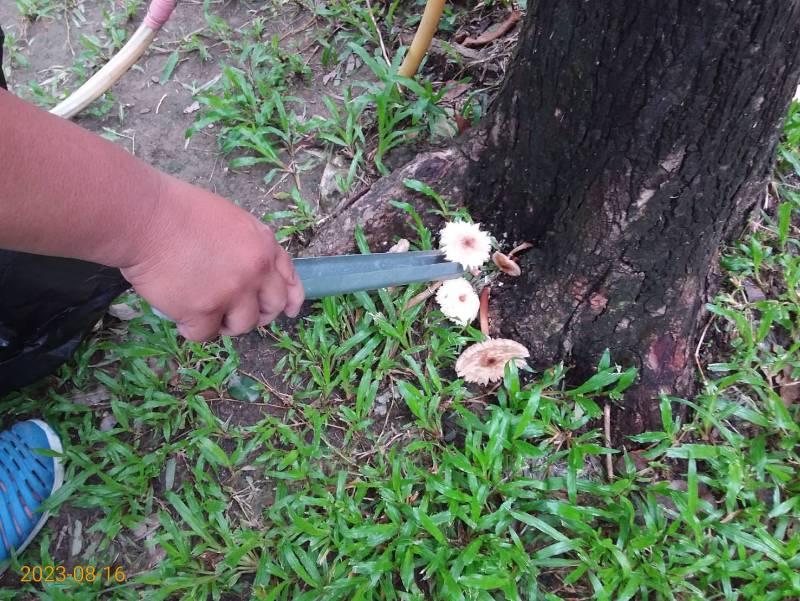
[15,0,141,116]
[263,187,318,244]
[188,34,314,183]
[314,0,381,68]
[347,44,445,174]
[2,29,29,71]
[15,0,62,21]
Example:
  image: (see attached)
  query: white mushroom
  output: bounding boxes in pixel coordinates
[435,278,480,326]
[439,222,492,269]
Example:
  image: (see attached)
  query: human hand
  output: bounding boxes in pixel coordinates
[120,175,304,341]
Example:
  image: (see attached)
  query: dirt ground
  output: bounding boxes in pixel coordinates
[0,0,330,396]
[0,0,328,590]
[0,0,326,209]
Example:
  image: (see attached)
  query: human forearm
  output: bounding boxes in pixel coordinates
[0,88,164,268]
[0,89,304,341]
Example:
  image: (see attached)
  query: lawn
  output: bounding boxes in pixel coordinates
[0,0,798,599]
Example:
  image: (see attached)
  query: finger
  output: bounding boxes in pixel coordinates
[220,295,261,337]
[177,312,224,342]
[258,270,288,324]
[274,247,304,318]
[258,308,282,327]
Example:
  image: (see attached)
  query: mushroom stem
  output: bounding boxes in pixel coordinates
[508,242,533,261]
[405,281,442,310]
[479,286,490,337]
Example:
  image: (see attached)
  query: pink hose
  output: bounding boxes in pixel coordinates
[143,0,177,29]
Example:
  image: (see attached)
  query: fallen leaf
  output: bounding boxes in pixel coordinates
[108,303,142,321]
[70,386,111,406]
[345,54,358,75]
[99,414,117,432]
[776,367,800,407]
[319,157,348,210]
[492,251,521,276]
[199,550,224,571]
[455,114,471,134]
[164,457,177,491]
[147,544,167,566]
[743,279,766,302]
[442,82,471,102]
[70,520,83,558]
[131,514,160,541]
[182,100,201,114]
[462,11,521,48]
[430,108,459,139]
[322,69,337,85]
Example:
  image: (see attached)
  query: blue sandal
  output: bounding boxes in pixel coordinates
[0,420,64,567]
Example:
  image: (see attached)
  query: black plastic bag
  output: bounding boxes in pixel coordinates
[1,32,129,394]
[0,251,128,394]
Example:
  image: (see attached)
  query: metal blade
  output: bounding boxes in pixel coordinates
[292,250,447,280]
[299,259,464,299]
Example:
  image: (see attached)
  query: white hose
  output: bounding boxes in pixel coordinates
[50,25,157,119]
[49,0,176,119]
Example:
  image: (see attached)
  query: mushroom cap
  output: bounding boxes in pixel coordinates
[492,251,521,277]
[439,222,492,269]
[435,278,480,326]
[388,238,411,253]
[455,338,530,385]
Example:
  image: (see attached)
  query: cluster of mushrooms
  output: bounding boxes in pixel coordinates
[430,222,530,385]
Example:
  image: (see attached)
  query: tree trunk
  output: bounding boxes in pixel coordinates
[468,0,800,435]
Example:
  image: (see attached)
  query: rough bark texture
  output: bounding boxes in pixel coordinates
[469,0,800,434]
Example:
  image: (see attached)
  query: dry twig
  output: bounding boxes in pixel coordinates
[604,404,614,481]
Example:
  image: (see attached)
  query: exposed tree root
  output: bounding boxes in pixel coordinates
[306,144,478,256]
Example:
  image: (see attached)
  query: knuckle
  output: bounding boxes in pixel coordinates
[252,252,275,275]
[195,299,222,316]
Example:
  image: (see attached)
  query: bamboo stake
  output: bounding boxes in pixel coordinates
[398,0,446,77]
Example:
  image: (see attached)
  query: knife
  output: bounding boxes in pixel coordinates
[151,250,463,320]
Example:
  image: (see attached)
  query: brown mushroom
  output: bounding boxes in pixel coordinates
[455,338,530,384]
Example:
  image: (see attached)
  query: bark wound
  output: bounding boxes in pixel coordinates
[467,0,800,435]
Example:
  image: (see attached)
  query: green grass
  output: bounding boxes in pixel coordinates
[3,149,800,598]
[14,0,63,21]
[2,29,29,72]
[2,2,800,599]
[187,5,447,188]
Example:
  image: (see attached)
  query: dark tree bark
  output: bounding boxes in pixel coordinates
[312,0,800,437]
[468,0,800,434]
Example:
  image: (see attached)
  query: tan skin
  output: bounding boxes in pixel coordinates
[0,89,304,341]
